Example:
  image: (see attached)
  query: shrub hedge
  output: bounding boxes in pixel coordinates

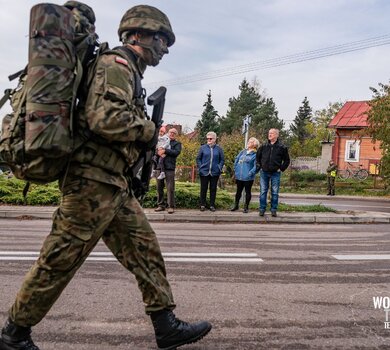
[0,175,233,209]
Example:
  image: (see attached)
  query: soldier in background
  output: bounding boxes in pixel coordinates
[0,5,211,350]
[326,160,338,196]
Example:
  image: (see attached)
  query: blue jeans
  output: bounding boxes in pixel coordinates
[259,171,281,211]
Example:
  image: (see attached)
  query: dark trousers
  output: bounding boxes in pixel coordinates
[235,179,254,207]
[156,170,176,208]
[327,176,335,195]
[199,175,219,207]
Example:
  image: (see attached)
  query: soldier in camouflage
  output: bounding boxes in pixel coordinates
[0,4,211,350]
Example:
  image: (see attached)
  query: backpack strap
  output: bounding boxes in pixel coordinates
[29,58,74,70]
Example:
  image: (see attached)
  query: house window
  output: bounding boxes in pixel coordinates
[345,140,360,162]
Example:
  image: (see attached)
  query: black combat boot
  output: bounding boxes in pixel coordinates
[0,318,39,350]
[151,310,211,350]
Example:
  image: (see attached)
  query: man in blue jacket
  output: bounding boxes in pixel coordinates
[256,128,290,217]
[196,131,224,212]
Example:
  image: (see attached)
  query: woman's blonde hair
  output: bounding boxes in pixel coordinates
[248,137,260,149]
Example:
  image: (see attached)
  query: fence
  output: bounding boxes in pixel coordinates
[290,157,321,173]
[175,165,196,182]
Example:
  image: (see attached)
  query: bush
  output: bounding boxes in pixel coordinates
[289,170,326,183]
[143,180,232,209]
[0,175,233,209]
[0,176,60,205]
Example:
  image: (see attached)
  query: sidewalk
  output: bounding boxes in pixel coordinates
[1,205,389,224]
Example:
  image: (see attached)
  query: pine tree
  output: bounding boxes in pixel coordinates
[196,90,220,143]
[290,96,313,144]
[219,78,262,135]
[254,97,285,141]
[219,78,285,142]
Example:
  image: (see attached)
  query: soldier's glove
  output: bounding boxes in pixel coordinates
[136,120,158,151]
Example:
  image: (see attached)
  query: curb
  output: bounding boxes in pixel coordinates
[0,207,389,224]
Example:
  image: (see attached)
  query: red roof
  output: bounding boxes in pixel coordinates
[328,101,371,129]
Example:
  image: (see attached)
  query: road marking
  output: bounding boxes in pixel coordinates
[0,251,263,264]
[332,254,390,260]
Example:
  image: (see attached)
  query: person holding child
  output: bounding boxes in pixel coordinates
[152,125,170,180]
[154,128,181,213]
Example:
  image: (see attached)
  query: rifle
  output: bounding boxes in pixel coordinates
[131,86,166,202]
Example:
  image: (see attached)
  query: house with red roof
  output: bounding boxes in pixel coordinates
[328,101,382,172]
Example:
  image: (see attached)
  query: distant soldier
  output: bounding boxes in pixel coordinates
[326,160,338,196]
[0,4,211,350]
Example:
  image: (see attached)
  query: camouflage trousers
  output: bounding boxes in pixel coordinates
[9,176,175,327]
[327,176,335,195]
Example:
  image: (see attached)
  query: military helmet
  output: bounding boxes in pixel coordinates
[64,1,96,24]
[118,5,175,47]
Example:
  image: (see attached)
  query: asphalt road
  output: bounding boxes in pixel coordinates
[1,219,390,349]
[279,196,390,213]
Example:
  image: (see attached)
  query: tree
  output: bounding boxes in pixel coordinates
[219,78,262,135]
[176,135,200,167]
[219,77,285,140]
[314,101,344,127]
[290,96,313,144]
[289,101,343,158]
[218,131,246,180]
[367,81,390,185]
[253,97,285,141]
[196,90,220,143]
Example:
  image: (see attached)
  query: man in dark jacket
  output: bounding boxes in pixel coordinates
[155,128,182,213]
[256,128,290,217]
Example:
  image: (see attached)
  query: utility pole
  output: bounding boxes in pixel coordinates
[241,115,252,207]
[242,114,252,148]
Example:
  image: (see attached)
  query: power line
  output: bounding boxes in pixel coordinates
[146,35,390,87]
[164,110,296,122]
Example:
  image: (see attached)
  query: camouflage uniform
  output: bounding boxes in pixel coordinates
[9,45,175,327]
[326,163,338,195]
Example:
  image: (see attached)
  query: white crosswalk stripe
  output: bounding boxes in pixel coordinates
[0,251,263,263]
[332,254,390,260]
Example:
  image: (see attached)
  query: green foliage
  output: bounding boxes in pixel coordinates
[314,101,344,128]
[277,203,336,213]
[195,90,220,143]
[0,176,60,205]
[218,131,246,179]
[0,176,233,209]
[143,181,233,208]
[289,170,326,183]
[289,101,343,157]
[176,135,200,167]
[367,81,390,186]
[219,77,285,137]
[289,96,313,144]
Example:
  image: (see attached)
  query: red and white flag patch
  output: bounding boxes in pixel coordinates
[115,56,128,66]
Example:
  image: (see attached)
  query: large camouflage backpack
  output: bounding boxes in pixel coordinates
[0,1,99,183]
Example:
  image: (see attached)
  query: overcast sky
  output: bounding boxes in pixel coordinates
[0,0,389,132]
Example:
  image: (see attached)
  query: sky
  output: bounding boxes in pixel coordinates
[0,0,389,132]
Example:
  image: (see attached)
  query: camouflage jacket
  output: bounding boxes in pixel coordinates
[326,164,338,177]
[69,45,155,189]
